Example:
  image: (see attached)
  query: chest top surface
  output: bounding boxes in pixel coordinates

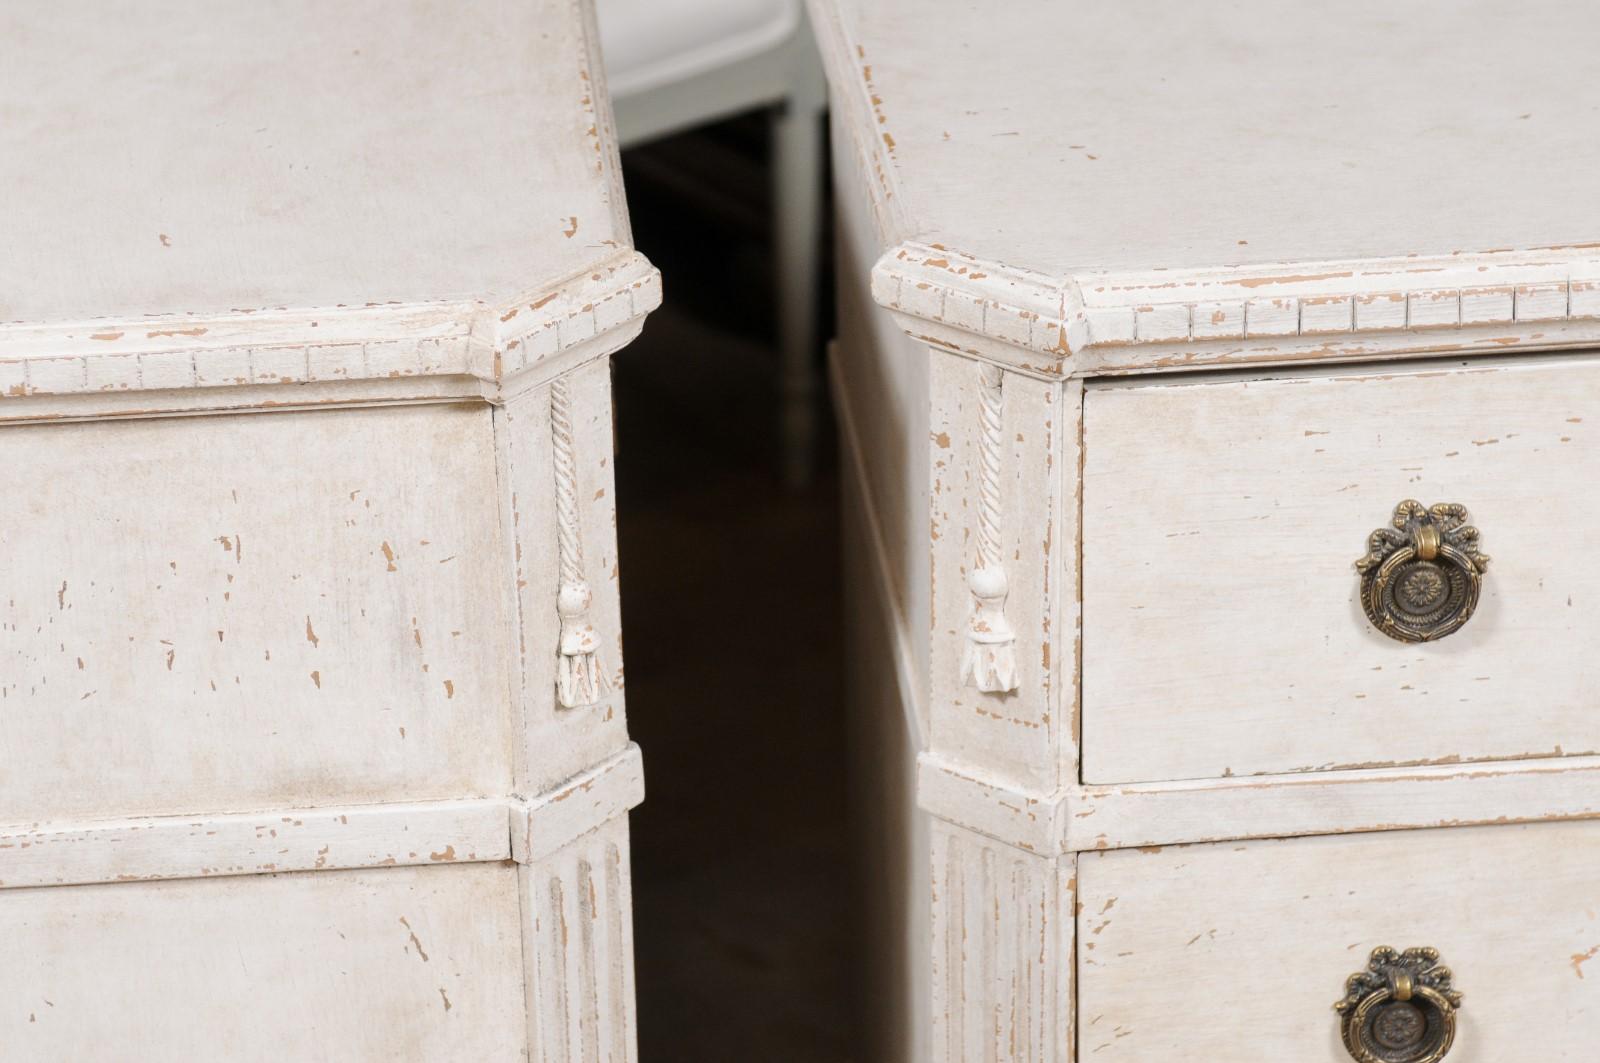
[829,0,1600,276]
[813,0,1600,370]
[2,0,628,326]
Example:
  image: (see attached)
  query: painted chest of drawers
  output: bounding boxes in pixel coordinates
[0,4,654,1059]
[812,1,1600,1059]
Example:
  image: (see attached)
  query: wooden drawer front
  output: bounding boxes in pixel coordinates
[1078,821,1600,1061]
[1082,357,1600,785]
[0,404,513,822]
[1,864,526,1059]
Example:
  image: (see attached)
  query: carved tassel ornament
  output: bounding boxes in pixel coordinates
[550,375,606,708]
[959,362,1018,693]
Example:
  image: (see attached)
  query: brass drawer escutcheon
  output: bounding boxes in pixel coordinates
[1356,501,1489,643]
[1336,946,1463,1063]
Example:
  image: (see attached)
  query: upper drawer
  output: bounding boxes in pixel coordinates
[0,403,514,822]
[1081,356,1600,785]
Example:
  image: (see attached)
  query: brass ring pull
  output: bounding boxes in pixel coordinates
[1336,946,1463,1063]
[1356,501,1489,643]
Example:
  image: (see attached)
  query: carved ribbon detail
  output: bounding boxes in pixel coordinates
[959,362,1018,693]
[551,375,605,708]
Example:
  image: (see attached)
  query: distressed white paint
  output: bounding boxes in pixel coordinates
[2,3,651,1058]
[511,744,646,866]
[1083,355,1600,784]
[918,751,1600,857]
[0,864,529,1059]
[0,799,510,891]
[930,820,1074,1063]
[496,356,630,797]
[1079,822,1600,1060]
[1,404,513,821]
[0,1,629,325]
[520,816,639,1063]
[811,0,1600,370]
[0,743,642,893]
[927,351,1078,796]
[818,0,1600,1056]
[835,347,931,1063]
[815,0,1600,300]
[830,79,939,1059]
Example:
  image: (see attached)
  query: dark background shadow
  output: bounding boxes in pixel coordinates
[612,113,859,1062]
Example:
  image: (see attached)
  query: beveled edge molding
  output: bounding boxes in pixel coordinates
[918,751,1600,856]
[510,743,646,865]
[917,754,1069,857]
[0,250,661,407]
[873,241,1600,376]
[0,743,645,891]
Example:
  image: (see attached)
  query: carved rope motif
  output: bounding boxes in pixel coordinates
[959,362,1018,693]
[551,375,605,708]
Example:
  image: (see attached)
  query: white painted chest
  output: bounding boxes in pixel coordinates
[1,4,654,1059]
[813,1,1600,1059]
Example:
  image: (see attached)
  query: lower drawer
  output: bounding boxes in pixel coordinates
[1,864,526,1059]
[1078,820,1600,1061]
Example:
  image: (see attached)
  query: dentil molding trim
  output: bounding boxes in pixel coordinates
[0,251,660,403]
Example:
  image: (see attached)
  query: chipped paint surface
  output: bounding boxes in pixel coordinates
[1082,356,1600,784]
[0,404,513,820]
[0,863,526,1057]
[2,0,631,329]
[1079,821,1600,1058]
[3,3,653,1057]
[818,6,1600,1062]
[0,251,661,417]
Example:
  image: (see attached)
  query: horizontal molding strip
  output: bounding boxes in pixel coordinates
[0,744,646,891]
[0,252,660,402]
[0,798,511,892]
[919,751,1600,856]
[875,241,1600,373]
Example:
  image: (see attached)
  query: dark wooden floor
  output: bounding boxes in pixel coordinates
[613,118,859,1062]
